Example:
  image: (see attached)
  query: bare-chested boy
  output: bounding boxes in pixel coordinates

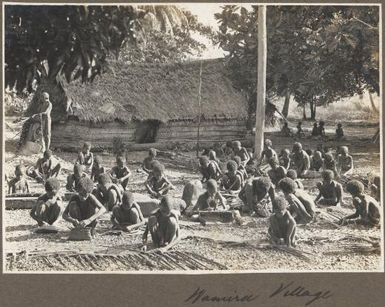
[182,180,203,213]
[28,150,61,183]
[145,162,173,198]
[260,139,278,164]
[315,170,343,206]
[91,155,105,182]
[268,196,297,247]
[232,141,250,167]
[267,158,287,186]
[278,178,316,225]
[233,156,247,186]
[239,177,275,217]
[336,123,344,140]
[8,165,30,194]
[63,177,106,237]
[30,178,61,227]
[370,175,381,202]
[199,156,221,183]
[220,160,243,195]
[94,173,123,211]
[142,196,180,250]
[279,149,291,170]
[76,142,94,174]
[291,142,310,178]
[66,164,87,192]
[340,180,380,227]
[310,150,324,171]
[296,121,305,137]
[323,153,338,178]
[142,148,158,174]
[286,169,304,190]
[111,191,145,231]
[281,122,292,137]
[337,146,353,177]
[110,156,131,190]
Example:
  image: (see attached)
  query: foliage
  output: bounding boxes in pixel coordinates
[5,5,141,93]
[214,5,379,119]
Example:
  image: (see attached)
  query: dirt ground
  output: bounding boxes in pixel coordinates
[4,119,382,272]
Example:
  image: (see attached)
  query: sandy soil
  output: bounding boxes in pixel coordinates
[4,120,382,272]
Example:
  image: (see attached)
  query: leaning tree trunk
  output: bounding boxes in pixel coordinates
[310,98,316,120]
[302,104,307,120]
[281,88,290,118]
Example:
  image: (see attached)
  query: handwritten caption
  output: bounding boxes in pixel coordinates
[184,282,333,306]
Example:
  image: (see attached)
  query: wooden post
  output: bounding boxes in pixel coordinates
[196,61,203,157]
[254,5,267,159]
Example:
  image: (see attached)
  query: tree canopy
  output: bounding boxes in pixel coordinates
[214,5,379,119]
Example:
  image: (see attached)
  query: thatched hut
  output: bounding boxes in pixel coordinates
[49,59,250,149]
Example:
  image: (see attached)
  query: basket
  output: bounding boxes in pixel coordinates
[68,227,93,241]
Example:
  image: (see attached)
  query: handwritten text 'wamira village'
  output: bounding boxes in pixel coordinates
[184,282,333,306]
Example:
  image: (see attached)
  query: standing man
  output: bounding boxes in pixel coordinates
[34,92,52,151]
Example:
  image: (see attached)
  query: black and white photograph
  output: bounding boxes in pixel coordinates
[3,3,382,273]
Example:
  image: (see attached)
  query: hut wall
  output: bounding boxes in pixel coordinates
[156,119,248,144]
[51,120,136,149]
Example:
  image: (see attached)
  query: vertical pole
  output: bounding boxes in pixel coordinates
[254,5,267,159]
[196,61,203,157]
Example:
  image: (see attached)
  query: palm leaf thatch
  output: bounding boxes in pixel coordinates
[64,59,248,123]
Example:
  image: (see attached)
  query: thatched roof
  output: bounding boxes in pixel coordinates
[64,59,248,123]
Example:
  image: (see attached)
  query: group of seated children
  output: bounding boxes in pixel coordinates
[8,135,379,252]
[281,121,344,140]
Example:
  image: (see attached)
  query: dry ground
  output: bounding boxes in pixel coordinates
[3,119,382,272]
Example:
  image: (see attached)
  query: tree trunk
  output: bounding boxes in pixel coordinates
[254,5,267,159]
[281,89,290,118]
[302,104,307,120]
[369,92,379,113]
[310,98,316,120]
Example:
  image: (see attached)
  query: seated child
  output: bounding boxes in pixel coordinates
[63,177,107,236]
[267,158,287,186]
[76,142,94,174]
[337,146,353,177]
[30,178,61,227]
[318,121,326,137]
[193,179,227,212]
[111,191,145,231]
[142,196,180,250]
[278,178,316,225]
[220,160,243,194]
[315,170,343,206]
[239,177,275,217]
[296,121,305,137]
[370,175,381,202]
[94,173,123,211]
[28,150,61,183]
[232,140,250,167]
[336,123,344,140]
[310,150,324,171]
[281,122,292,137]
[311,122,319,137]
[222,141,234,158]
[209,150,223,174]
[291,142,310,177]
[145,162,173,198]
[286,169,304,190]
[340,180,380,227]
[260,139,278,164]
[268,196,297,247]
[110,156,131,190]
[199,156,221,183]
[323,153,338,178]
[66,164,87,192]
[233,156,247,185]
[8,164,30,194]
[90,155,105,182]
[182,180,203,213]
[142,148,158,174]
[279,149,291,170]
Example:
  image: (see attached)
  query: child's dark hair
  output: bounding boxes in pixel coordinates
[45,178,60,192]
[273,196,288,211]
[206,179,217,190]
[278,178,297,194]
[94,155,103,164]
[233,156,242,166]
[78,177,94,193]
[286,169,297,180]
[149,148,157,156]
[227,160,238,172]
[322,170,334,181]
[199,156,209,165]
[122,191,135,205]
[346,180,364,196]
[98,173,112,185]
[252,177,272,195]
